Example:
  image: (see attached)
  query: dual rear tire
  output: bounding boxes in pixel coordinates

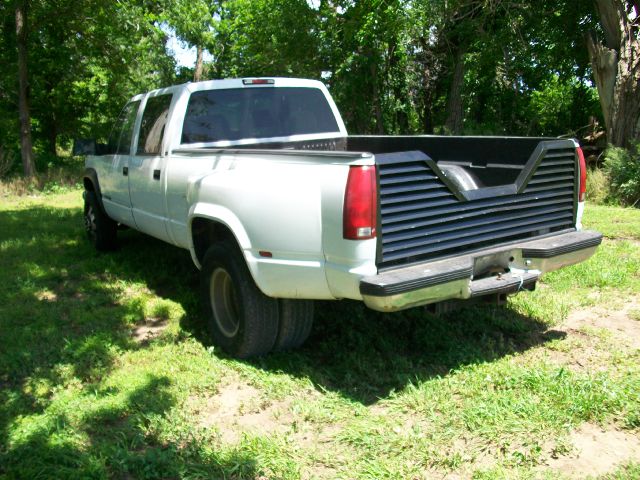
[200,241,314,358]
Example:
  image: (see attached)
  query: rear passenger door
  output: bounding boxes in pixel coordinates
[100,100,140,227]
[128,92,174,242]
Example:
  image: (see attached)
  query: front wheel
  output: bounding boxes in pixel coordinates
[200,241,279,358]
[83,190,117,251]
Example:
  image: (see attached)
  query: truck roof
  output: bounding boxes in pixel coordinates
[130,77,330,101]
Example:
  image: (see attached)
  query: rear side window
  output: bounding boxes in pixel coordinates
[107,100,140,155]
[137,94,173,155]
[181,87,339,144]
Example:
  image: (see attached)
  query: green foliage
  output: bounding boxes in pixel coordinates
[0,0,610,172]
[163,0,218,52]
[218,0,322,79]
[0,0,175,167]
[603,143,640,206]
[529,76,600,136]
[0,145,17,178]
[323,0,410,133]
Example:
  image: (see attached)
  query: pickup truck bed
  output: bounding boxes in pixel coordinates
[199,133,586,266]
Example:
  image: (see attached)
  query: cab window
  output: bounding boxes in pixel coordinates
[181,87,339,144]
[107,100,140,155]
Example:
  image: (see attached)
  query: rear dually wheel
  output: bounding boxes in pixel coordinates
[200,241,279,358]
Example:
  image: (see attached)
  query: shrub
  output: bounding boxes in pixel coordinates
[603,143,640,206]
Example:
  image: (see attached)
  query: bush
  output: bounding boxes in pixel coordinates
[603,143,640,206]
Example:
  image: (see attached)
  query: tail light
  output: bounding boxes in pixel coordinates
[343,165,377,240]
[242,78,275,85]
[577,146,587,202]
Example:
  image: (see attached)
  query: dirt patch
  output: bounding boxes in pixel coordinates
[609,237,640,247]
[195,381,341,448]
[535,298,640,372]
[542,423,640,479]
[131,318,168,343]
[562,299,640,349]
[199,383,289,444]
[440,424,640,480]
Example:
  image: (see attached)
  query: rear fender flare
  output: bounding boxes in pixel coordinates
[188,202,254,269]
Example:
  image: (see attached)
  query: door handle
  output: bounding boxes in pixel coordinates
[122,166,128,176]
[153,169,161,180]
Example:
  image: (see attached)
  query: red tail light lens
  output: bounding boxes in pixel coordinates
[577,147,587,202]
[343,165,377,240]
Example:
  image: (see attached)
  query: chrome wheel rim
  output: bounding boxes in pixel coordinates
[210,267,240,338]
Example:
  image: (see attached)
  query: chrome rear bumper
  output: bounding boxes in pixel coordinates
[360,230,602,312]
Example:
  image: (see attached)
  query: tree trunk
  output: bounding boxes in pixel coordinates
[421,88,434,134]
[371,63,384,134]
[445,48,465,135]
[15,2,36,177]
[587,0,640,148]
[46,119,57,156]
[194,45,204,82]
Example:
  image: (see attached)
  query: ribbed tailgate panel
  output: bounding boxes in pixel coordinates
[377,147,577,269]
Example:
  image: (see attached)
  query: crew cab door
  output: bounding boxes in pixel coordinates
[99,100,140,227]
[128,92,174,242]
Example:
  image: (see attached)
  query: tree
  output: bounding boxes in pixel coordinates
[587,0,640,147]
[316,0,410,134]
[15,0,35,177]
[216,0,321,79]
[0,0,175,172]
[406,0,600,137]
[164,0,219,81]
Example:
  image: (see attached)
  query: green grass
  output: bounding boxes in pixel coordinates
[1,192,639,479]
[583,204,640,240]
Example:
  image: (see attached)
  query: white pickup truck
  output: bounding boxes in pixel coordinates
[79,77,602,358]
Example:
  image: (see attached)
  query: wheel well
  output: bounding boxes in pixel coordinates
[191,218,238,265]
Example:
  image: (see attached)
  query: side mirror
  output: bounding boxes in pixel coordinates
[73,138,96,156]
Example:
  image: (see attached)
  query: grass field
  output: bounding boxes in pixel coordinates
[1,186,639,479]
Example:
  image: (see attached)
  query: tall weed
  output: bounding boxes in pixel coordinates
[0,159,84,197]
[586,167,610,205]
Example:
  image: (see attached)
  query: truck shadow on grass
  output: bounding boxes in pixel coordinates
[0,205,258,478]
[255,300,566,405]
